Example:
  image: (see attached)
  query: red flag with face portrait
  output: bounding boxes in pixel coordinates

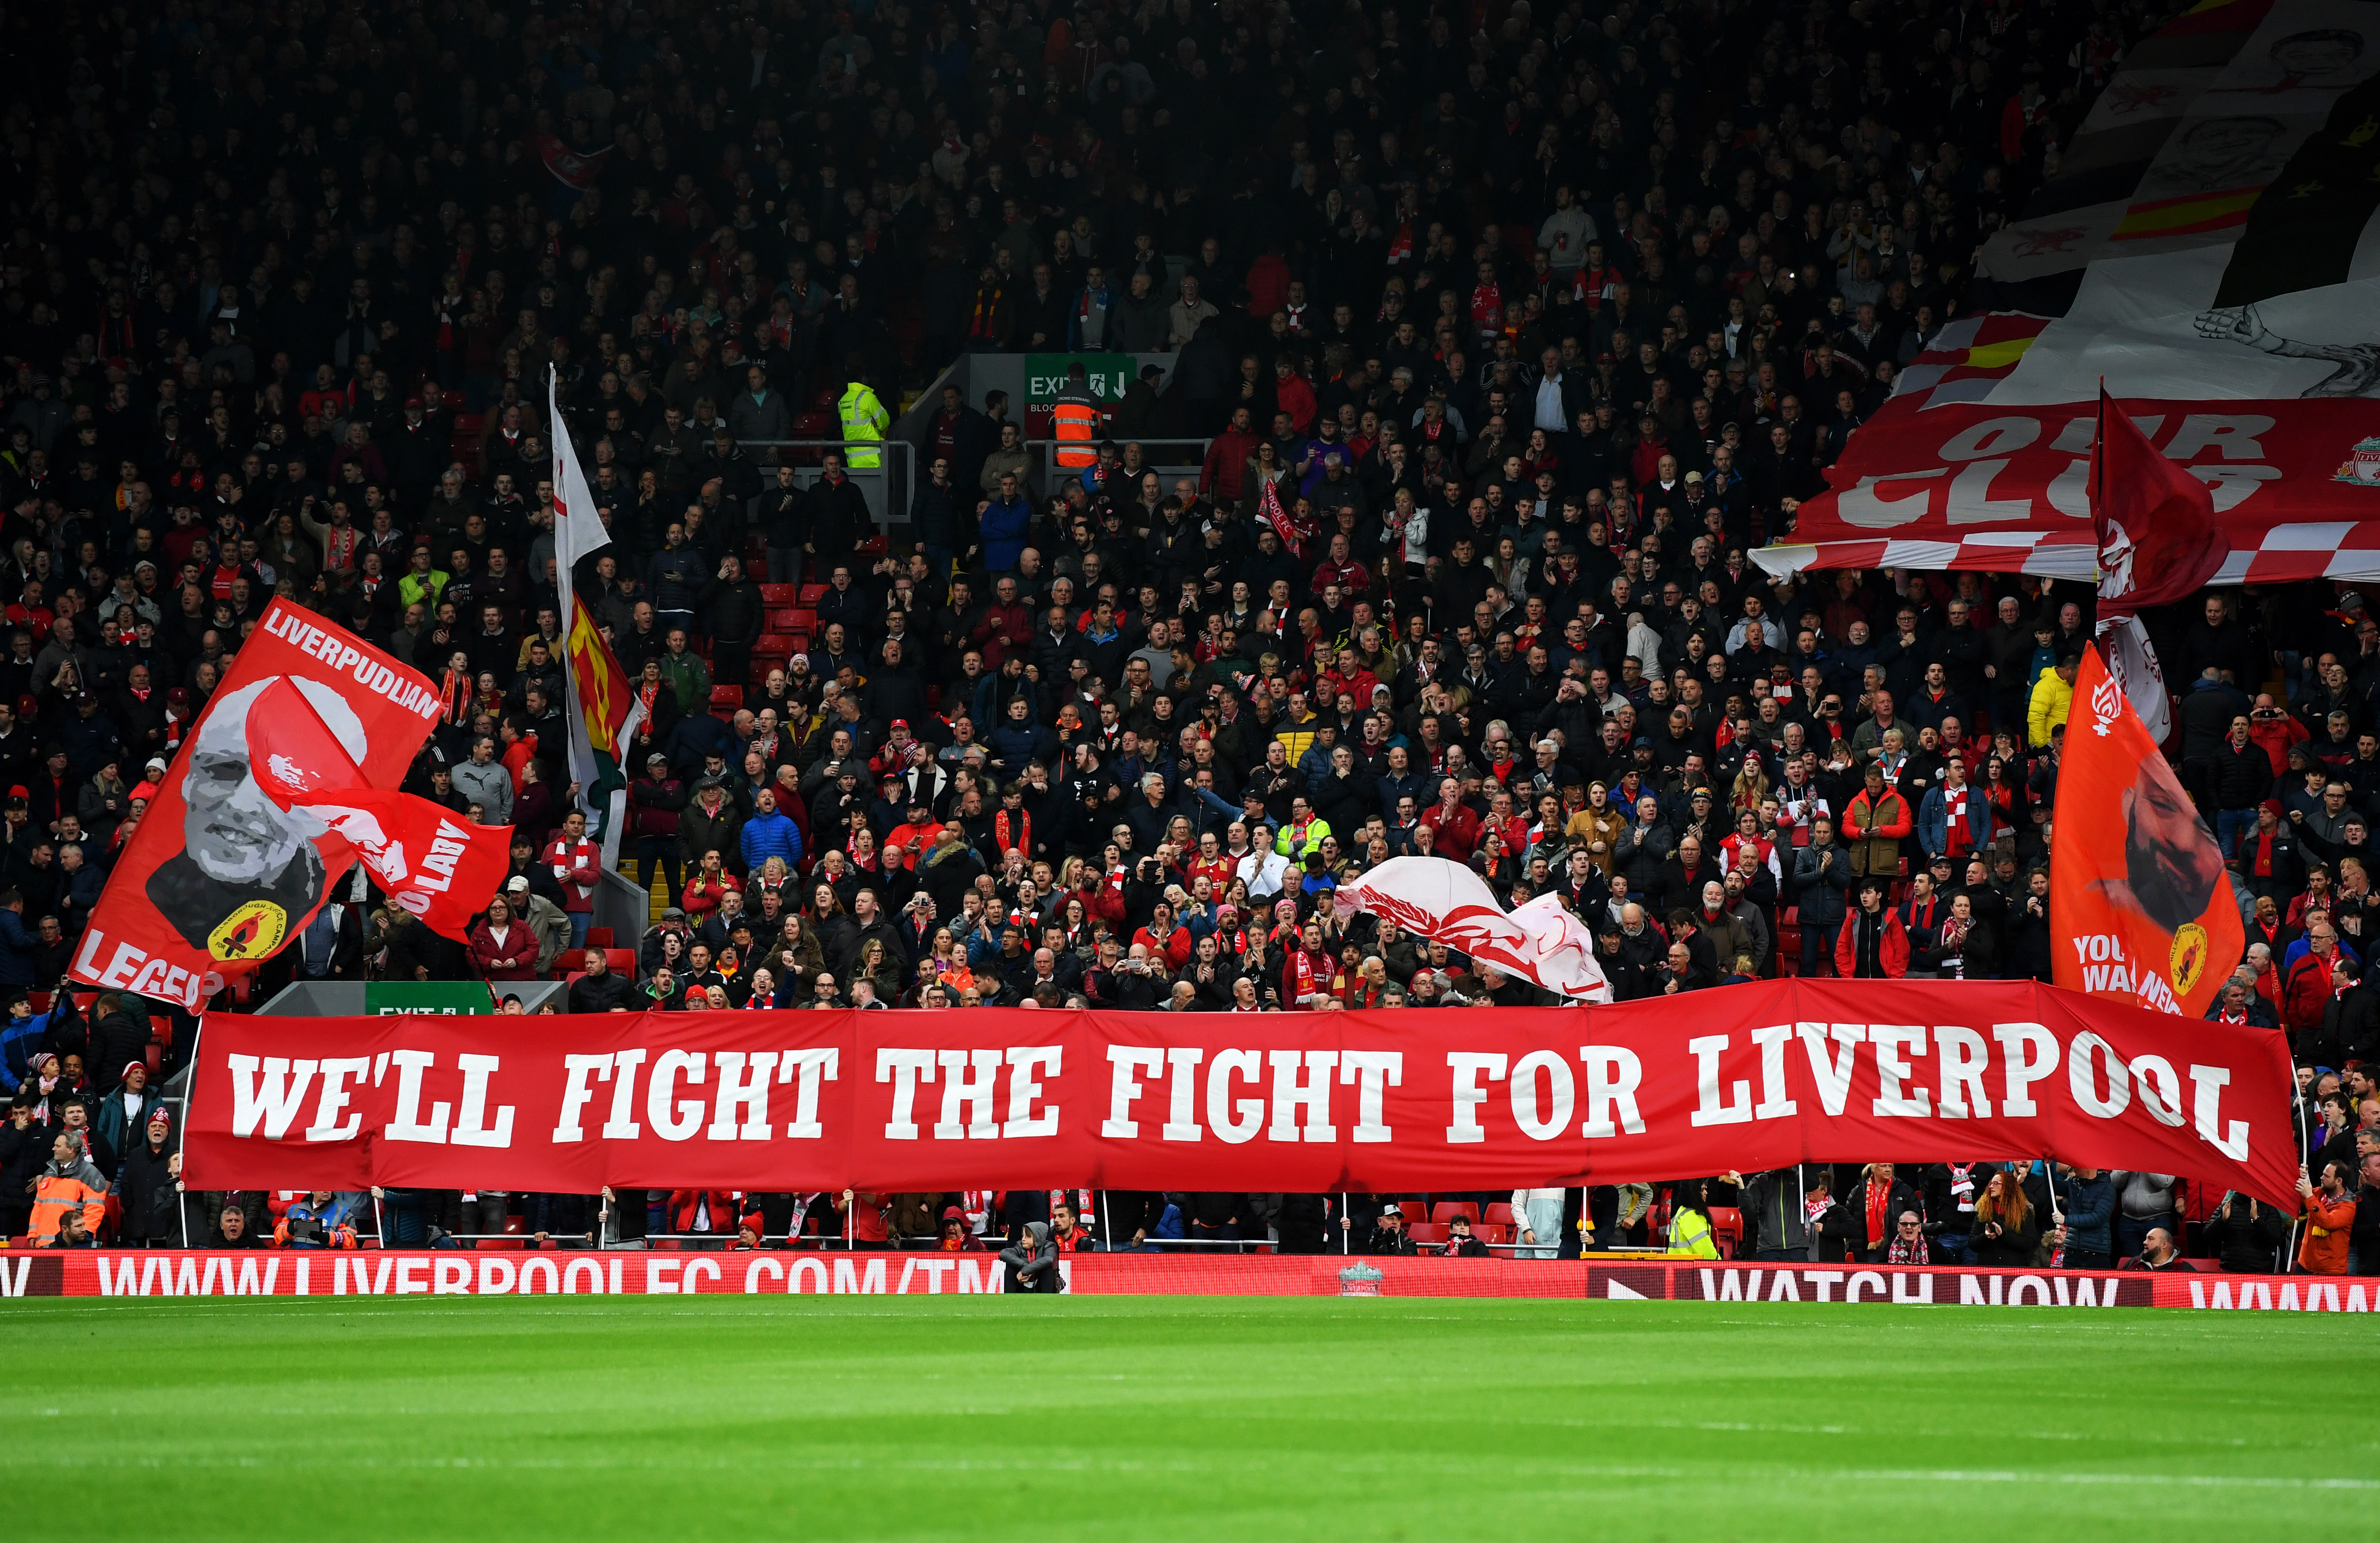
[2050,643,2244,1018]
[71,602,445,1009]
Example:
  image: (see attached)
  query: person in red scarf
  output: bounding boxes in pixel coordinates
[1846,1162,1921,1263]
[935,1205,984,1252]
[992,781,1033,863]
[2234,801,2305,901]
[1286,917,1336,1009]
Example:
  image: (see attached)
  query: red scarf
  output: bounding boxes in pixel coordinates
[1865,1179,1892,1246]
[1291,947,1319,1006]
[1944,786,1972,856]
[995,807,1030,856]
[2250,826,2278,877]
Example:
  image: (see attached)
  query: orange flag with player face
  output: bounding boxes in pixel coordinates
[2051,643,2244,1017]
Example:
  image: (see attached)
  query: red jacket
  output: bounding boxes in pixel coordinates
[543,837,600,911]
[1419,802,1482,861]
[2284,950,2343,1030]
[1836,909,1911,979]
[1202,425,1258,502]
[667,1188,740,1236]
[469,919,539,981]
[1132,924,1193,971]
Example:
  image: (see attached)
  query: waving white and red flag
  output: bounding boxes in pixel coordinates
[1334,856,1611,1001]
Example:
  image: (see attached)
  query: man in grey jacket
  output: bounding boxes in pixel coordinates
[1000,1221,1063,1293]
[502,876,571,976]
[452,737,513,824]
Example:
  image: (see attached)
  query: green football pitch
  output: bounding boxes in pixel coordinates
[3,1296,2369,1540]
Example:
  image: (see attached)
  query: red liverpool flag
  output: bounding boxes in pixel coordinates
[289,786,513,943]
[2050,642,2244,1018]
[244,677,513,942]
[2090,387,2231,743]
[2090,387,2229,622]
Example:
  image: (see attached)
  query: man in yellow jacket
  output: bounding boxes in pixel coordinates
[837,356,889,470]
[31,1134,106,1246]
[2028,653,2078,747]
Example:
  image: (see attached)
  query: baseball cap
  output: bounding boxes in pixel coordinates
[505,875,530,893]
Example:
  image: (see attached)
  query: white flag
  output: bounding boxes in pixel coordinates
[1334,856,1612,1002]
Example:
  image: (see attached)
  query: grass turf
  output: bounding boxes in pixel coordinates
[2,1296,2369,1541]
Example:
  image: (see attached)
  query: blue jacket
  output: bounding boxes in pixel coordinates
[0,1000,71,1092]
[987,719,1056,770]
[0,909,34,987]
[663,712,736,773]
[1916,783,1994,858]
[739,811,803,870]
[980,493,1032,573]
[1789,841,1852,926]
[2060,1172,2115,1258]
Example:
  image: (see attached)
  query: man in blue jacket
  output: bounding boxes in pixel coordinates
[2056,1165,2116,1271]
[979,470,1033,575]
[738,788,804,872]
[0,889,34,989]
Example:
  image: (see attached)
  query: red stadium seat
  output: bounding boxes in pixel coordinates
[759,584,799,606]
[1476,1223,1512,1246]
[1482,1202,1515,1227]
[1430,1202,1479,1226]
[481,1237,528,1250]
[587,927,614,949]
[604,949,635,976]
[709,685,742,717]
[1708,1206,1743,1260]
[1397,1201,1430,1224]
[799,584,828,606]
[1405,1223,1448,1247]
[766,608,804,634]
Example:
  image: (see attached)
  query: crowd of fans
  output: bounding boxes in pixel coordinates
[0,0,2367,1269]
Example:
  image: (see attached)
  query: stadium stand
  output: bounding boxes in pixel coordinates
[0,0,2366,1274]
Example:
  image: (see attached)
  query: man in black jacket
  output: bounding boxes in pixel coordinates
[567,948,638,1013]
[804,455,874,564]
[115,1107,182,1246]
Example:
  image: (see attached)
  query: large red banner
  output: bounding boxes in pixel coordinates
[4,1252,2366,1315]
[179,982,2300,1206]
[1752,396,2380,584]
[73,601,444,1008]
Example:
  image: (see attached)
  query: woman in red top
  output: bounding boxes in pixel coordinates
[469,896,539,981]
